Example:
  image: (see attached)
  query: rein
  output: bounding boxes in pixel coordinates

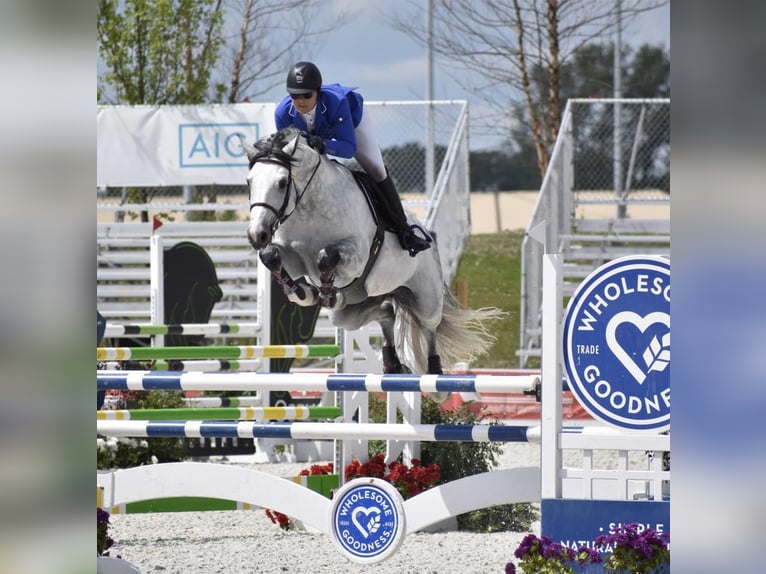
[248,137,322,233]
[246,130,385,307]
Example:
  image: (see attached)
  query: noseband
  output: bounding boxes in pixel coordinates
[248,136,322,234]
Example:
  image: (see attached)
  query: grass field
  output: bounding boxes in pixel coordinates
[452,230,532,369]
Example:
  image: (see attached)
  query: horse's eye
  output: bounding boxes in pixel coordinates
[279,177,288,190]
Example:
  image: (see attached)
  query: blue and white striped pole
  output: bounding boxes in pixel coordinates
[96,420,543,443]
[96,372,541,394]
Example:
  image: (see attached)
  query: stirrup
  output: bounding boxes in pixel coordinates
[400,224,432,257]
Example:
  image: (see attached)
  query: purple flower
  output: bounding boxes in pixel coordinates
[514,533,539,559]
[504,562,516,574]
[511,524,668,573]
[576,547,602,565]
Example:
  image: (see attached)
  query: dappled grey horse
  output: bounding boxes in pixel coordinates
[241,127,502,376]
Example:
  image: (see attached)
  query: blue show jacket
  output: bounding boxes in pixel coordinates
[274,83,364,159]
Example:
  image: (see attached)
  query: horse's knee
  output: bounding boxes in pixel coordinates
[259,245,282,273]
[318,246,341,274]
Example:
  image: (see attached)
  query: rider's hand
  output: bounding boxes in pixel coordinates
[307,135,326,154]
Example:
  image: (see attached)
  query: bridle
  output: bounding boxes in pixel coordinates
[248,134,322,234]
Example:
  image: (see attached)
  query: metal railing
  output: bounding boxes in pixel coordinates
[519,99,670,367]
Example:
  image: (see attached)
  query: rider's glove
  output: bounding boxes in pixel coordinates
[307,135,326,154]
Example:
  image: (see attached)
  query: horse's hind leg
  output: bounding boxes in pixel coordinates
[330,299,405,374]
[378,301,405,374]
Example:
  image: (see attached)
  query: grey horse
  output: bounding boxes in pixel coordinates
[241,127,504,377]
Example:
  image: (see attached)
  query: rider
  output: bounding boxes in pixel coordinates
[274,61,432,257]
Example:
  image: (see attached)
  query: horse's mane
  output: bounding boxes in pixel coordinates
[249,127,303,169]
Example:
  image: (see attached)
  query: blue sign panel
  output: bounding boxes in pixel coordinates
[563,256,670,432]
[542,498,669,573]
[178,122,260,168]
[330,478,405,564]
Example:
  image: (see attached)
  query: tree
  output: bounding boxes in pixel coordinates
[471,42,669,192]
[224,0,350,103]
[97,0,225,105]
[390,0,667,178]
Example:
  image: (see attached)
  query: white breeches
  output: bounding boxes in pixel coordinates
[353,111,386,182]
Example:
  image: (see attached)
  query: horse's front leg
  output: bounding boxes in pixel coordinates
[259,245,319,306]
[316,238,367,308]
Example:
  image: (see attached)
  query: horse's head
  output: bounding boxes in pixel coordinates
[240,127,318,250]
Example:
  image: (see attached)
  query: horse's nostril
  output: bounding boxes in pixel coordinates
[258,231,269,246]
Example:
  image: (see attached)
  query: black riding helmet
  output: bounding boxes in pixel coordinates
[286,61,322,95]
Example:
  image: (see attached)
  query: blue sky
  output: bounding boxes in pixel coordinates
[260,0,670,149]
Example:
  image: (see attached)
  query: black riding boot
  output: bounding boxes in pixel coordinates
[377,174,433,257]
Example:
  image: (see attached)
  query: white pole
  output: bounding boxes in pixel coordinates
[540,251,563,499]
[425,0,435,197]
[614,0,625,218]
[149,233,164,347]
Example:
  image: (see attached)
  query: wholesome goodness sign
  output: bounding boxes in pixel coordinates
[563,256,670,432]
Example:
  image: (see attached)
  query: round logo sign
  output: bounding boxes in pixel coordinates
[329,477,406,564]
[563,255,670,432]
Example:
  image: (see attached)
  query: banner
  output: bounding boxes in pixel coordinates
[97,103,276,187]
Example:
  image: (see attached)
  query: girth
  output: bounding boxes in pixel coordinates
[333,170,386,305]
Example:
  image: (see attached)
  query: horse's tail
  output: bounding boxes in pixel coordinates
[396,286,507,374]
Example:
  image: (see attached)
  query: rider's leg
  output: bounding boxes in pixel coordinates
[354,112,432,256]
[376,173,432,255]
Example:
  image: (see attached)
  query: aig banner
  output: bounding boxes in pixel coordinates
[97,103,276,187]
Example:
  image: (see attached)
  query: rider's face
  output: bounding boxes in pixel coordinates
[290,91,317,114]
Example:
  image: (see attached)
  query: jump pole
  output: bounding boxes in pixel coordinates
[97,344,341,362]
[116,359,264,372]
[103,322,262,338]
[97,406,341,421]
[96,372,541,394]
[96,419,543,443]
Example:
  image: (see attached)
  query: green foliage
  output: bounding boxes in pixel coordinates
[382,142,447,193]
[419,395,502,481]
[420,396,537,532]
[453,230,529,368]
[97,391,186,469]
[470,148,541,191]
[184,187,239,222]
[97,0,225,105]
[366,393,537,533]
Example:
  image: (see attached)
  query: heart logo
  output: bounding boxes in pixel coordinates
[351,506,381,539]
[605,311,670,385]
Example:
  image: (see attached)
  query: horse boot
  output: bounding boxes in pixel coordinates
[382,345,404,374]
[259,246,306,301]
[376,173,433,257]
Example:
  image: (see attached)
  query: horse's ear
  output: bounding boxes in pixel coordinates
[286,132,301,155]
[238,135,257,161]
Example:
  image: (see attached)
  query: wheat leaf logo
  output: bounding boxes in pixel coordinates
[642,332,670,374]
[367,514,381,535]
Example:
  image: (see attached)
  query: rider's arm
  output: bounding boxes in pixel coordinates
[318,93,357,158]
[274,96,295,131]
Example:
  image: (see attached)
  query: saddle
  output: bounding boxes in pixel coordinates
[349,170,398,233]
